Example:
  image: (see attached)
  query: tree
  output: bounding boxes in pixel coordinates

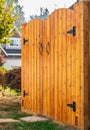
[0,0,25,66]
[30,7,49,20]
[7,0,25,29]
[14,0,25,29]
[0,0,16,44]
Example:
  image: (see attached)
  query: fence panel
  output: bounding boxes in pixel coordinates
[22,2,90,129]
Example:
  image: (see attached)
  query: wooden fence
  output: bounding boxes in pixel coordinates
[22,1,90,130]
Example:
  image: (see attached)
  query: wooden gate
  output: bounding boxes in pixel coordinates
[22,2,90,130]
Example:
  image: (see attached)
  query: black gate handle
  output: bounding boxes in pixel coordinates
[39,43,43,55]
[46,42,50,55]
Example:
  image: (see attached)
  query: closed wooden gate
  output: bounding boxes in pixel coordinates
[22,2,90,130]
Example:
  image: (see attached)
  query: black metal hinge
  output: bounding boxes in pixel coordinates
[67,101,76,112]
[23,38,29,44]
[23,90,29,97]
[22,100,24,106]
[67,26,76,36]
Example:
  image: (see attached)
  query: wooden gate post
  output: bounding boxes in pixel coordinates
[80,1,90,130]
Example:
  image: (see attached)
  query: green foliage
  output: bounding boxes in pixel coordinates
[0,0,16,44]
[11,121,66,130]
[0,66,8,72]
[0,0,25,44]
[9,113,32,119]
[13,0,25,29]
[14,0,24,14]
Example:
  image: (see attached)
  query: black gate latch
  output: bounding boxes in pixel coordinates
[67,102,76,112]
[23,90,29,97]
[23,38,28,44]
[67,26,76,36]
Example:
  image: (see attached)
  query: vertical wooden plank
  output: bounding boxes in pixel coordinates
[27,23,29,109]
[22,24,26,109]
[26,23,30,110]
[83,2,89,129]
[36,19,43,114]
[75,3,81,127]
[46,17,51,117]
[50,14,55,119]
[88,2,90,128]
[74,2,89,129]
[58,9,63,122]
[46,19,48,117]
[51,12,55,120]
[31,20,33,112]
[33,19,37,113]
[32,19,36,112]
[66,9,73,125]
[62,9,67,123]
[53,13,55,119]
[54,10,58,120]
[28,21,33,111]
[36,19,40,114]
[43,20,48,116]
[43,16,51,117]
[31,20,34,112]
[71,8,76,126]
[23,23,29,110]
[74,3,84,128]
[39,20,43,114]
[28,22,31,110]
[80,2,89,130]
[42,17,51,117]
[57,9,60,121]
[23,24,27,109]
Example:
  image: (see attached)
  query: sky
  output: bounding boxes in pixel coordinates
[19,0,77,21]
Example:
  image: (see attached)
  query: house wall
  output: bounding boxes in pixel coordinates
[6,38,21,49]
[4,57,21,69]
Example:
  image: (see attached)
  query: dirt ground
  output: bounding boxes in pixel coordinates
[0,95,22,129]
[0,94,79,130]
[0,95,21,118]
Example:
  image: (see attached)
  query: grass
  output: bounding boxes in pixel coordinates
[0,86,78,130]
[9,113,32,119]
[0,106,19,112]
[11,121,66,130]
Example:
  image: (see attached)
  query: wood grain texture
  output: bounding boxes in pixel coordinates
[22,2,90,129]
[80,2,89,130]
[88,1,90,128]
[21,24,26,109]
[58,9,63,122]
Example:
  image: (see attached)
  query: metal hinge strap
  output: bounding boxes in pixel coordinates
[23,38,29,44]
[67,101,76,112]
[67,26,76,36]
[23,90,29,97]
